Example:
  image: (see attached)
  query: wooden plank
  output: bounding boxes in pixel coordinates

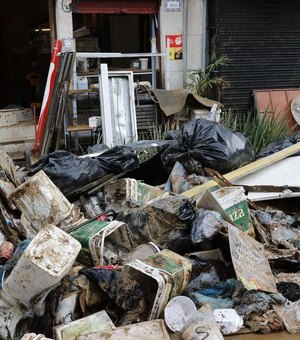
[183,142,300,198]
[67,124,92,132]
[68,89,93,95]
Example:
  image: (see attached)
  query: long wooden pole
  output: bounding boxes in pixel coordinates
[183,142,300,198]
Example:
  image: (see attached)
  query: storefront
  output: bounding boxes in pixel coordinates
[209,0,300,117]
[0,0,50,108]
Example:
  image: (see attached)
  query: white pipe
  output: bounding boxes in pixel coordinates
[202,0,208,70]
[48,0,56,52]
[183,0,188,87]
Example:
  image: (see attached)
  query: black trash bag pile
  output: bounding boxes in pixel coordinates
[256,131,300,159]
[29,146,139,195]
[87,143,109,154]
[161,119,255,174]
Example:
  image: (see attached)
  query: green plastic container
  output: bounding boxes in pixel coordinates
[70,218,132,266]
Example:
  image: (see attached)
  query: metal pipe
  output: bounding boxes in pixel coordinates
[76,52,167,59]
[182,0,188,87]
[48,0,56,52]
[202,0,208,70]
[151,14,157,88]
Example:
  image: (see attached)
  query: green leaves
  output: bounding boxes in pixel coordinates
[242,109,295,154]
[221,108,295,155]
[187,56,230,99]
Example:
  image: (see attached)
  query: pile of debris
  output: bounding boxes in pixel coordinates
[0,118,300,339]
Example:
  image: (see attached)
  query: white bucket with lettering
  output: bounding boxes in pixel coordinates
[3,225,81,307]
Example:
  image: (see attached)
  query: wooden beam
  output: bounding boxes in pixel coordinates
[183,142,300,198]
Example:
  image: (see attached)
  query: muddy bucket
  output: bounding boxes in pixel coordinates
[10,170,84,233]
[20,334,52,340]
[123,250,192,319]
[54,310,114,340]
[105,178,164,212]
[77,320,170,340]
[123,260,172,319]
[181,305,223,340]
[3,225,81,306]
[0,290,25,340]
[121,242,160,265]
[142,249,192,297]
[70,217,133,266]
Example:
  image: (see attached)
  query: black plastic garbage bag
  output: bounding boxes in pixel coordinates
[161,119,254,174]
[164,129,181,141]
[96,145,139,173]
[87,143,109,154]
[29,146,139,195]
[256,131,300,159]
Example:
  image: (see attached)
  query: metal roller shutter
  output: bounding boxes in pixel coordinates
[210,0,300,119]
[73,0,159,14]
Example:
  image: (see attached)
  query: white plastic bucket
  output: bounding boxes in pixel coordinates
[139,58,149,70]
[3,225,81,306]
[10,170,84,232]
[20,334,53,340]
[164,296,197,332]
[0,290,25,340]
[88,116,101,128]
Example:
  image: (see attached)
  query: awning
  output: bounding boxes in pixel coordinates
[73,0,159,14]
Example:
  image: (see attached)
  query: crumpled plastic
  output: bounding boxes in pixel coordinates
[186,279,239,310]
[191,209,227,244]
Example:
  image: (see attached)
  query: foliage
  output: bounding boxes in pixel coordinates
[139,120,178,140]
[219,108,239,131]
[187,56,230,100]
[242,109,295,154]
[220,108,295,154]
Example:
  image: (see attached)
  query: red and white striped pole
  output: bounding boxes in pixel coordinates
[35,39,62,152]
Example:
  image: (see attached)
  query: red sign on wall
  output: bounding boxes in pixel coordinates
[165,34,182,60]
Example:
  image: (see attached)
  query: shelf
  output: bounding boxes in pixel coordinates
[77,69,153,77]
[68,89,95,95]
[66,124,93,133]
